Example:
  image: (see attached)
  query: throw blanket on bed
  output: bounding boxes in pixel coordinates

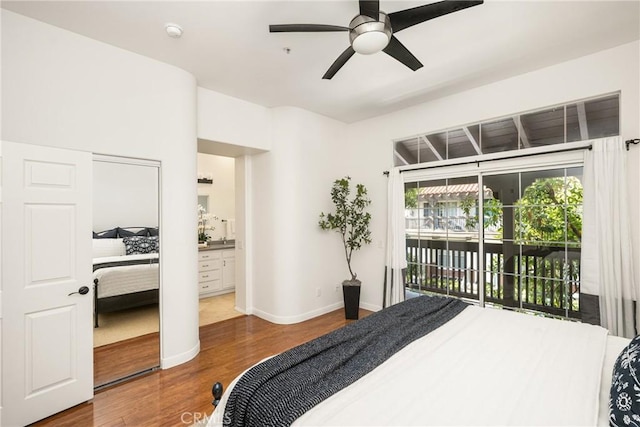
[223,295,468,427]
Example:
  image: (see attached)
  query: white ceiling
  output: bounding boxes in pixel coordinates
[3,0,639,123]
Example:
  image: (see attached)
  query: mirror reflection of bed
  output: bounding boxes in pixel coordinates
[92,157,161,389]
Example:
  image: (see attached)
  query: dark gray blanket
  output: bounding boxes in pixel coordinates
[223,295,468,427]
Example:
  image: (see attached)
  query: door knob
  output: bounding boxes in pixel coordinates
[68,286,90,296]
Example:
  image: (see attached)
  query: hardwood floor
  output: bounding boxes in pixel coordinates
[94,332,160,388]
[33,308,370,427]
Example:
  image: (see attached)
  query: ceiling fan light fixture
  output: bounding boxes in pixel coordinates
[352,31,390,54]
[349,13,391,55]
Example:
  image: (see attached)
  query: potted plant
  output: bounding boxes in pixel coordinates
[198,204,218,245]
[319,176,372,319]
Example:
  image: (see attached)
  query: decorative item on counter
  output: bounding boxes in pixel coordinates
[198,204,218,244]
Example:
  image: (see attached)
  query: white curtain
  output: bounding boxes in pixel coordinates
[384,168,407,308]
[582,136,637,338]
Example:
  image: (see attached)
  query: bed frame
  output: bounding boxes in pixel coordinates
[93,257,159,328]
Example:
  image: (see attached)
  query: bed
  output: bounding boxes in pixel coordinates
[208,295,631,426]
[92,227,159,327]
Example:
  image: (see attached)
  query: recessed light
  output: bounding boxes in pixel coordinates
[165,23,183,38]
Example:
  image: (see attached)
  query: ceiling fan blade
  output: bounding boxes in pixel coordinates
[269,24,349,33]
[359,0,380,19]
[383,36,423,71]
[389,0,483,33]
[322,46,356,79]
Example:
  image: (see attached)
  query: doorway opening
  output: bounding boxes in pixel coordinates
[197,152,243,326]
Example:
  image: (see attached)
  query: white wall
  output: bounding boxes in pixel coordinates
[93,161,159,231]
[197,153,235,241]
[198,87,272,151]
[250,106,349,323]
[1,11,200,368]
[196,96,355,323]
[344,40,640,310]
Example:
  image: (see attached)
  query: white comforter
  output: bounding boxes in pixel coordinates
[211,305,610,426]
[93,253,159,298]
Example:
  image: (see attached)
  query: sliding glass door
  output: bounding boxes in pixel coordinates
[405,176,482,301]
[404,151,585,320]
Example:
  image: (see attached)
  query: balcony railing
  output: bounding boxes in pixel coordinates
[405,214,502,234]
[405,238,581,319]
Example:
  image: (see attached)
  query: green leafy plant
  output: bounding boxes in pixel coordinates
[514,177,583,243]
[319,176,372,282]
[460,195,503,233]
[404,187,419,209]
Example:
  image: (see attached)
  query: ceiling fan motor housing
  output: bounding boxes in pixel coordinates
[349,12,392,55]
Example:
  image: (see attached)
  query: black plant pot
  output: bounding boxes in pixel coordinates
[342,279,361,320]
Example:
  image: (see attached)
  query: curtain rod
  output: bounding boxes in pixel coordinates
[383,139,639,176]
[383,144,593,176]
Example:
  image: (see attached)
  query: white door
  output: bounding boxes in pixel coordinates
[2,141,93,426]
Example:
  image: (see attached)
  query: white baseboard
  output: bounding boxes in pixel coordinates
[234,305,249,315]
[161,340,200,369]
[360,301,382,312]
[252,302,343,325]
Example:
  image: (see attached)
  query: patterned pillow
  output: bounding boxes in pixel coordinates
[123,236,159,255]
[610,335,640,426]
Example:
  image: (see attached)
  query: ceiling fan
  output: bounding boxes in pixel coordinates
[269,0,483,79]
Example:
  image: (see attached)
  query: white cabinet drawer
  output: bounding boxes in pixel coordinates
[199,280,221,293]
[198,247,234,296]
[199,259,221,272]
[198,250,222,261]
[199,269,221,282]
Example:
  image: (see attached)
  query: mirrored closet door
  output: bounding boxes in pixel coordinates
[92,155,160,389]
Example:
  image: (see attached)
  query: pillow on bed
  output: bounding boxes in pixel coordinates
[92,238,125,258]
[147,227,159,237]
[123,236,159,255]
[117,227,149,237]
[93,228,118,239]
[610,335,640,426]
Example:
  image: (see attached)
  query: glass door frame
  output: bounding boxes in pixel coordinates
[402,143,587,312]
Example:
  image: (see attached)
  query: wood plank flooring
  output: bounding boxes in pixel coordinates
[33,308,370,427]
[94,332,160,388]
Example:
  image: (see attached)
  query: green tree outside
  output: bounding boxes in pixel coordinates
[514,176,583,245]
[405,187,419,209]
[405,176,584,315]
